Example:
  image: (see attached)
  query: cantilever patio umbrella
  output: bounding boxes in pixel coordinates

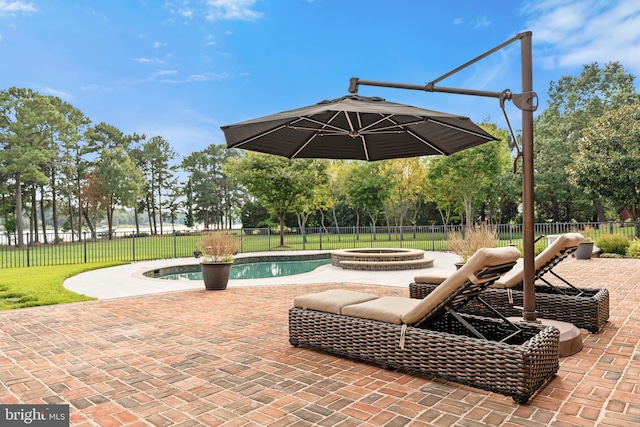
[221,94,498,161]
[221,32,539,323]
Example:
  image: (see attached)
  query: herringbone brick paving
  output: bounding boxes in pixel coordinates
[1,257,639,426]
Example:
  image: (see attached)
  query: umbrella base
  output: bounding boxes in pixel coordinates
[508,317,582,357]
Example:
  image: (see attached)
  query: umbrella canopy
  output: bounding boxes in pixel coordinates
[221,95,497,161]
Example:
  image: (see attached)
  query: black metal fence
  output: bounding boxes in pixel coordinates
[1,221,638,268]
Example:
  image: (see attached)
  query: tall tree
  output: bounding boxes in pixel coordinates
[534,62,639,222]
[0,88,61,247]
[568,103,640,220]
[45,97,90,243]
[140,136,178,234]
[181,144,243,229]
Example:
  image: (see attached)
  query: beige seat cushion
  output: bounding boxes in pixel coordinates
[294,289,378,314]
[491,233,583,289]
[342,297,422,324]
[401,246,521,325]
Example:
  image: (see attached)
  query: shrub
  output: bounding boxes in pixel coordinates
[626,239,640,258]
[595,234,630,255]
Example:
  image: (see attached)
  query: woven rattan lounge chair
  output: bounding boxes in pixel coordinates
[410,233,610,333]
[289,247,560,404]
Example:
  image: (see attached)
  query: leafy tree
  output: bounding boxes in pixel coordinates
[534,62,639,222]
[78,172,107,236]
[85,123,145,238]
[568,103,640,220]
[381,158,427,231]
[343,162,390,231]
[426,122,511,226]
[224,152,327,246]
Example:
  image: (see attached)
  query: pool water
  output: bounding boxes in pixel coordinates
[157,259,331,281]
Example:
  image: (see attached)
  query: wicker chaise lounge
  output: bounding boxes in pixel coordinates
[289,247,560,404]
[410,233,610,333]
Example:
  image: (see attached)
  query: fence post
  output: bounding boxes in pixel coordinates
[131,231,136,262]
[429,226,433,251]
[353,226,357,248]
[319,228,323,250]
[173,231,177,258]
[26,233,30,267]
[83,231,87,263]
[268,228,271,251]
[636,221,640,238]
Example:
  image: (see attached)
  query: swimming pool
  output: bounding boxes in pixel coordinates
[149,258,331,281]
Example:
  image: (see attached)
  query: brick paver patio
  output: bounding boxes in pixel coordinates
[1,257,639,426]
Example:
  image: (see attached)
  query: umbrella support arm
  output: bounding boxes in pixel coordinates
[349,31,538,322]
[348,31,538,113]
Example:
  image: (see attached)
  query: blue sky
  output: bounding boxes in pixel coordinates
[2,0,640,157]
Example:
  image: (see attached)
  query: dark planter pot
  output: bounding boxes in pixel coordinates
[574,242,594,260]
[200,262,233,290]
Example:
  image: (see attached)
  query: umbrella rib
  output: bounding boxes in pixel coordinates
[404,129,446,155]
[231,123,288,148]
[356,114,399,134]
[358,119,426,134]
[291,132,319,158]
[427,118,496,140]
[291,113,346,134]
[360,135,370,161]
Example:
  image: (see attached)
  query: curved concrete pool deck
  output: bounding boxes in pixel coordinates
[63,250,462,299]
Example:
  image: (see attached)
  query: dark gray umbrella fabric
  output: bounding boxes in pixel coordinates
[221,95,497,161]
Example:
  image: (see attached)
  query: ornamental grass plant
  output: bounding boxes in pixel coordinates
[198,230,243,263]
[447,224,500,263]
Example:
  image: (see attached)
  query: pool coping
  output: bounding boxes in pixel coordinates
[64,250,462,299]
[143,252,333,279]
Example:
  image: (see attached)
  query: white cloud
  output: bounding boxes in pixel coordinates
[132,57,166,65]
[42,86,73,99]
[473,16,491,28]
[453,18,462,25]
[205,0,262,22]
[523,0,640,73]
[0,33,3,42]
[0,0,37,15]
[154,69,178,76]
[152,41,165,48]
[163,0,261,23]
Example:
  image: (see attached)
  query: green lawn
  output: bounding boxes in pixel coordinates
[0,262,127,311]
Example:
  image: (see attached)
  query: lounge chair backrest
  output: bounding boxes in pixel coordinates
[401,246,521,325]
[495,233,584,289]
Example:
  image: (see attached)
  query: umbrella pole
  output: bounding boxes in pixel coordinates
[520,32,537,321]
[349,31,539,321]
